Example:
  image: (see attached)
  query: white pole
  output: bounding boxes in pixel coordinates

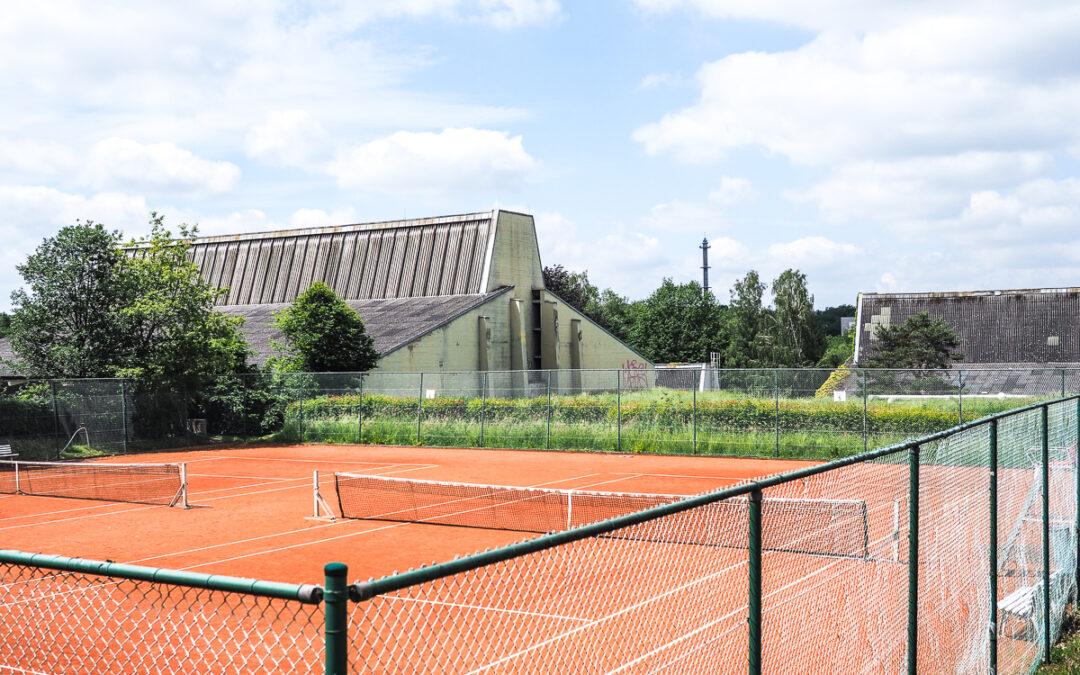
[567,492,573,530]
[313,470,320,518]
[892,499,900,562]
[180,463,189,509]
[14,461,20,494]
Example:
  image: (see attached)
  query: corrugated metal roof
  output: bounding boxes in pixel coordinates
[129,211,498,305]
[856,288,1080,364]
[219,287,512,365]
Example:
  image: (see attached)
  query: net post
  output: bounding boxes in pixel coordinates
[907,443,920,675]
[180,463,189,509]
[989,419,999,674]
[1042,404,1051,664]
[566,491,573,530]
[773,370,780,457]
[546,370,552,450]
[747,487,763,675]
[314,470,320,518]
[616,369,622,452]
[14,461,20,494]
[323,562,349,675]
[417,373,423,446]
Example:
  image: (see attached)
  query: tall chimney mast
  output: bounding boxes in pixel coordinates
[700,236,711,297]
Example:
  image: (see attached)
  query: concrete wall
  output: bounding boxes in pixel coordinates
[485,211,545,369]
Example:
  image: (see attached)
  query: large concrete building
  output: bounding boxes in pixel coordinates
[169,210,650,382]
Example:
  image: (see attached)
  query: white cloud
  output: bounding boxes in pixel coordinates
[708,176,754,205]
[84,138,240,195]
[766,236,860,267]
[641,199,727,233]
[328,128,538,193]
[289,207,360,229]
[0,139,76,176]
[638,73,685,90]
[188,209,277,238]
[245,110,327,168]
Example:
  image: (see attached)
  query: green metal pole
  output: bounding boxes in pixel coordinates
[747,487,763,675]
[1075,397,1080,601]
[958,369,964,424]
[298,385,305,442]
[862,369,868,453]
[357,375,363,444]
[1062,369,1067,397]
[50,380,60,457]
[546,370,552,450]
[907,444,920,675]
[989,419,999,674]
[417,373,424,446]
[323,562,348,674]
[774,370,780,458]
[1042,404,1051,663]
[617,369,622,452]
[119,380,129,453]
[692,382,698,455]
[479,372,487,448]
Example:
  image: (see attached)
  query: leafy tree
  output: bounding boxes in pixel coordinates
[768,269,823,366]
[814,304,856,336]
[592,289,641,341]
[542,265,600,314]
[629,279,725,363]
[816,329,855,368]
[0,313,11,338]
[273,282,378,372]
[117,215,250,388]
[868,312,961,369]
[9,222,131,377]
[722,270,768,367]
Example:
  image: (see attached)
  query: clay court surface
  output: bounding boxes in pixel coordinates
[0,444,816,584]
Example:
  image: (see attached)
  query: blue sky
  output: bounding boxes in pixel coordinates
[3,1,1080,310]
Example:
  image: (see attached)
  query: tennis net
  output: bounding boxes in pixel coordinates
[0,459,188,507]
[334,473,870,558]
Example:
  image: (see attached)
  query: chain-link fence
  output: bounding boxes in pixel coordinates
[1,367,1076,461]
[2,397,1079,672]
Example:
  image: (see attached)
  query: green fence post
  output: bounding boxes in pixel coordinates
[907,444,920,675]
[479,371,487,448]
[546,370,552,450]
[119,380,129,453]
[1075,397,1080,601]
[323,562,348,674]
[958,369,964,424]
[692,382,698,455]
[298,389,305,442]
[49,380,60,456]
[1062,369,1067,397]
[774,370,780,458]
[862,369,868,452]
[357,374,364,444]
[747,486,763,675]
[414,371,423,444]
[989,419,999,674]
[1042,404,1051,663]
[616,369,622,453]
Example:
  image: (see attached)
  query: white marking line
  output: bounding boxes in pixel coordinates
[0,464,433,532]
[211,455,432,467]
[610,471,752,482]
[381,595,591,623]
[175,473,633,572]
[186,473,295,481]
[0,665,50,675]
[467,493,904,674]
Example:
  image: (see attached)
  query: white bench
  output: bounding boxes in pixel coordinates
[0,444,16,460]
[999,571,1070,640]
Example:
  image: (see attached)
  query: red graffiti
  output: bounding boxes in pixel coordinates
[620,359,648,390]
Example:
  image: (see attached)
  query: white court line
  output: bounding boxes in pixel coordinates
[0,464,435,532]
[210,455,432,467]
[610,471,755,482]
[0,665,50,675]
[186,473,295,481]
[381,595,591,623]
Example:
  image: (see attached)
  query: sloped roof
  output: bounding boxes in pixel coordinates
[219,287,512,365]
[856,287,1080,364]
[0,337,19,377]
[129,211,499,305]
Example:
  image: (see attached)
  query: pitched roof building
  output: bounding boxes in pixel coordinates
[178,210,650,382]
[855,287,1080,366]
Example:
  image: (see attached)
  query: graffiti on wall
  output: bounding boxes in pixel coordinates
[620,359,648,390]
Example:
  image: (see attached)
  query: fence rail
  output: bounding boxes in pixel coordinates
[2,394,1079,672]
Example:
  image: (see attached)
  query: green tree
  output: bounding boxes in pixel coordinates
[722,270,768,367]
[9,222,131,377]
[273,282,379,372]
[0,313,11,338]
[630,279,724,363]
[814,304,856,336]
[768,269,823,366]
[542,265,600,313]
[592,289,641,341]
[117,215,250,388]
[816,328,855,368]
[868,312,961,369]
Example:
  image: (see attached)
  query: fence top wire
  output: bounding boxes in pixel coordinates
[0,550,323,603]
[351,393,1080,602]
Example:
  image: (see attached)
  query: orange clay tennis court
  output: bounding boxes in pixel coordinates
[0,442,1058,672]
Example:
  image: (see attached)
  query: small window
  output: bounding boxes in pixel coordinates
[1048,335,1060,347]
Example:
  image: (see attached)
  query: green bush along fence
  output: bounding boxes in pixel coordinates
[3,396,1079,672]
[1,367,1077,461]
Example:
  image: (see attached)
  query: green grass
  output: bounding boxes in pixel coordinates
[1040,610,1080,673]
